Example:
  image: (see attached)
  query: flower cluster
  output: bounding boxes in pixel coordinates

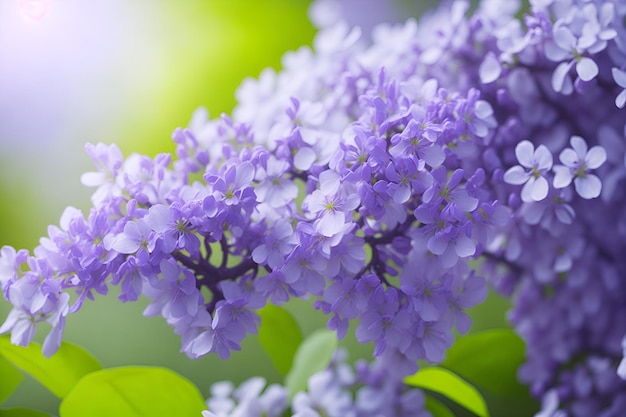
[201,350,430,417]
[2,0,626,415]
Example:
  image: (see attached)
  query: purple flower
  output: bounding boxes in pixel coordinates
[422,167,478,214]
[504,140,553,203]
[142,259,202,321]
[104,219,155,265]
[553,136,606,199]
[306,170,360,237]
[544,2,616,94]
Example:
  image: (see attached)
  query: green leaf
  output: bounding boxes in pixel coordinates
[0,336,101,399]
[0,356,23,403]
[59,366,206,417]
[442,329,525,398]
[284,329,337,398]
[441,329,538,416]
[0,408,54,417]
[257,304,303,375]
[405,367,489,417]
[424,395,455,417]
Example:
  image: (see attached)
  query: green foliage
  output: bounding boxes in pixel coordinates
[284,329,337,398]
[0,356,23,404]
[405,367,489,417]
[424,395,455,417]
[441,329,539,416]
[0,408,53,417]
[59,366,206,417]
[0,336,101,399]
[257,304,304,375]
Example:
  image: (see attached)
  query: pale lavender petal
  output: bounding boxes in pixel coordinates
[422,145,445,167]
[317,211,345,237]
[612,67,626,87]
[559,148,579,167]
[294,147,316,170]
[451,189,478,212]
[235,162,255,188]
[454,233,476,258]
[515,140,535,168]
[553,165,573,188]
[574,174,602,199]
[252,245,269,264]
[479,52,501,84]
[521,202,546,225]
[307,190,327,213]
[554,203,575,224]
[427,234,448,256]
[545,40,571,62]
[393,185,411,204]
[144,205,171,233]
[576,57,599,82]
[585,146,607,169]
[552,26,576,52]
[319,170,341,195]
[523,176,549,202]
[616,90,626,109]
[111,234,141,254]
[535,145,553,170]
[552,61,573,93]
[475,100,494,119]
[504,166,529,185]
[569,136,588,160]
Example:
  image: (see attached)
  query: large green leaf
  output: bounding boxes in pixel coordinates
[0,408,53,417]
[59,366,206,417]
[257,304,303,375]
[284,329,337,398]
[441,329,539,416]
[405,367,489,417]
[424,395,455,417]
[0,356,23,403]
[0,336,101,399]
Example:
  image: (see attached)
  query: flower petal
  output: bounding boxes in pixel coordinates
[574,174,602,199]
[479,52,501,84]
[553,165,573,189]
[515,140,535,168]
[535,145,553,170]
[504,166,529,185]
[454,233,476,258]
[559,148,579,167]
[612,67,626,88]
[576,57,599,82]
[524,176,549,202]
[585,146,607,169]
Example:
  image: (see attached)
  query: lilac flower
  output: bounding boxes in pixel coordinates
[105,219,155,265]
[208,162,256,207]
[254,156,299,209]
[80,142,124,205]
[553,136,607,199]
[305,170,359,237]
[5,2,626,413]
[142,259,202,321]
[422,167,478,214]
[545,2,617,94]
[504,140,553,203]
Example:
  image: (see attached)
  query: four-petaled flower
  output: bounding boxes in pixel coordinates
[553,136,606,199]
[504,140,553,203]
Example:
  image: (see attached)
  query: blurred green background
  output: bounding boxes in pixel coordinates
[0,0,510,414]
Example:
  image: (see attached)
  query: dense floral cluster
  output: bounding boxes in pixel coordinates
[201,350,430,417]
[2,0,626,415]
